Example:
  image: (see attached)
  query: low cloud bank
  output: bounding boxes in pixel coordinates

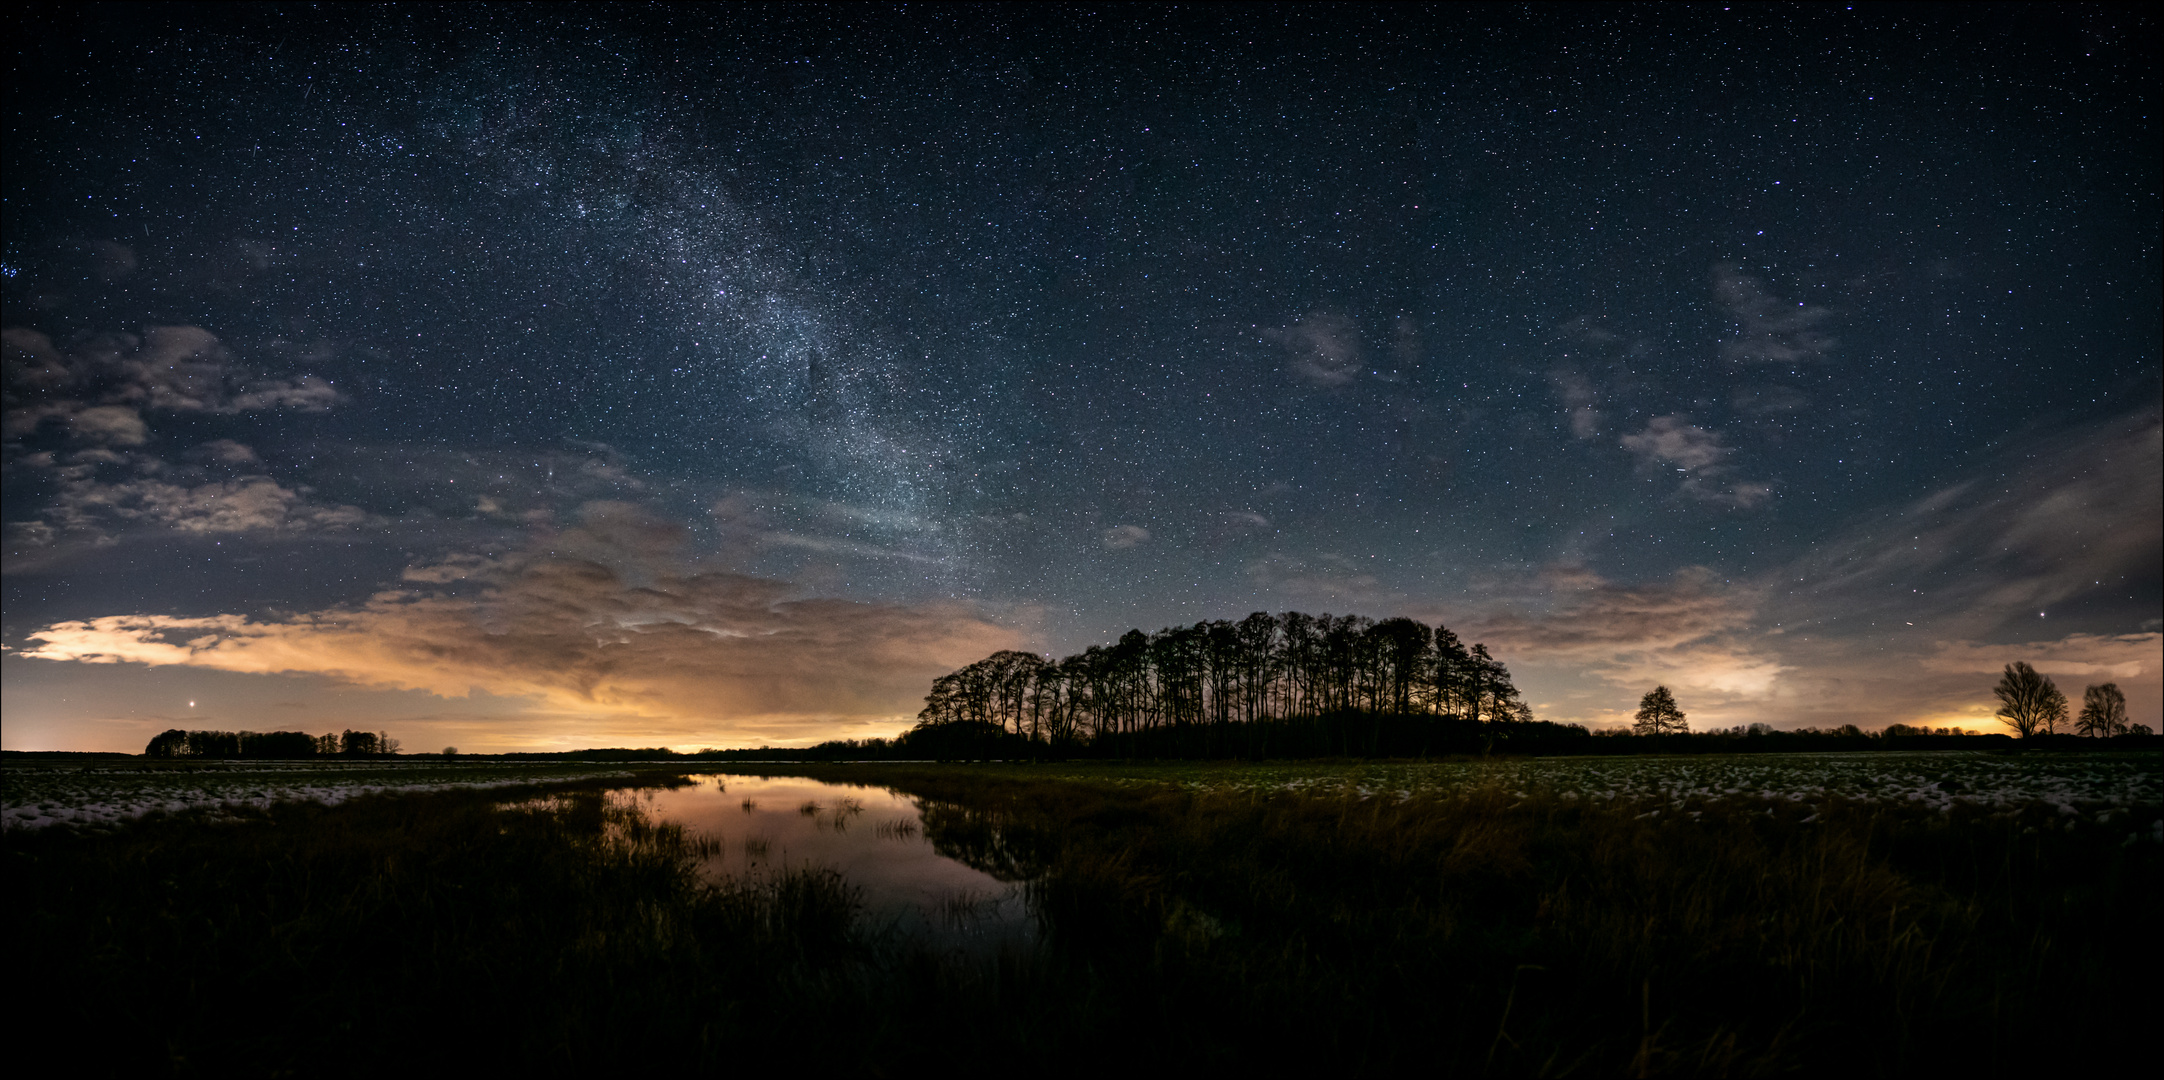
[18,504,1022,745]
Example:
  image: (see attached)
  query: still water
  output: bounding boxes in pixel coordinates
[634,773,1033,944]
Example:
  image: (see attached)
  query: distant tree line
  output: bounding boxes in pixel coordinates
[707,722,2063,762]
[912,611,1551,757]
[402,715,2146,765]
[144,729,402,759]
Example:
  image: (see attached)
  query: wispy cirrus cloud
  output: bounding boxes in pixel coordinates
[1495,406,2163,731]
[1713,264,1836,367]
[1922,634,2159,681]
[1782,405,2162,637]
[1247,550,1397,608]
[1102,524,1152,550]
[1267,312,1364,387]
[1619,415,1772,508]
[709,491,955,568]
[1549,369,1605,440]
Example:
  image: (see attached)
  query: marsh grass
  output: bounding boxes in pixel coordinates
[932,888,1000,929]
[10,763,2157,1075]
[8,774,895,1074]
[797,762,2162,1075]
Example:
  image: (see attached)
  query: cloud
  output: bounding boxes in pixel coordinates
[1458,409,2162,732]
[16,510,1023,743]
[67,405,151,446]
[1389,316,1421,380]
[708,491,954,567]
[1782,406,2162,637]
[1458,567,1788,712]
[1922,634,2159,680]
[2,325,344,427]
[401,551,519,584]
[1619,415,1772,507]
[189,439,261,465]
[1713,264,1836,366]
[4,325,362,549]
[1246,551,1394,607]
[226,377,341,412]
[1267,312,1363,387]
[1410,563,1795,727]
[82,239,138,280]
[41,476,373,538]
[1730,384,1811,415]
[1549,370,1604,439]
[1621,416,1728,472]
[1469,565,1761,658]
[1199,510,1273,548]
[1102,524,1151,550]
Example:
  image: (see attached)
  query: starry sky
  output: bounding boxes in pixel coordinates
[5,4,2158,752]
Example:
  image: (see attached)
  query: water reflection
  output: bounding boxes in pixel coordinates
[636,774,1033,945]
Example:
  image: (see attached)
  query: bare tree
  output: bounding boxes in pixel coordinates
[1633,686,1688,735]
[1992,662,2067,738]
[2076,683,2129,737]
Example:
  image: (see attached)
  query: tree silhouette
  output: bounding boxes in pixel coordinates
[1632,686,1688,735]
[909,609,1531,755]
[1992,662,2066,738]
[140,728,393,758]
[2076,683,2129,737]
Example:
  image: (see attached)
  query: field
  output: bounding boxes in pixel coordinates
[1,758,645,831]
[918,750,2160,822]
[8,749,2159,1074]
[10,751,2150,833]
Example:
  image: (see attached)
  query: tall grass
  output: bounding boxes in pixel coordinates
[10,765,2156,1075]
[9,776,876,1074]
[807,763,2162,1074]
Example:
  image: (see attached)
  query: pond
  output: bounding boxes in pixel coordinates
[634,773,1034,946]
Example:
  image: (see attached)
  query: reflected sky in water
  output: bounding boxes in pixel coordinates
[638,774,1030,941]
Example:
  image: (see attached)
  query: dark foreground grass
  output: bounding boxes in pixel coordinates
[9,765,2158,1076]
[776,762,2162,1075]
[10,775,886,1075]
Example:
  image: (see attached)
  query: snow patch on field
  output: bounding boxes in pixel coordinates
[2,762,641,831]
[1046,751,2160,829]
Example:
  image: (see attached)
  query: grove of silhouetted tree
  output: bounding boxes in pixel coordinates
[143,728,401,759]
[911,611,1548,757]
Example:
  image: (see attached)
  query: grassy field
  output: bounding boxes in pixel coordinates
[2,757,649,831]
[752,753,2164,1073]
[8,752,2158,1075]
[847,749,2159,820]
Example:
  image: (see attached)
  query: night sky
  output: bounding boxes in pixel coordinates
[6,4,2158,752]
